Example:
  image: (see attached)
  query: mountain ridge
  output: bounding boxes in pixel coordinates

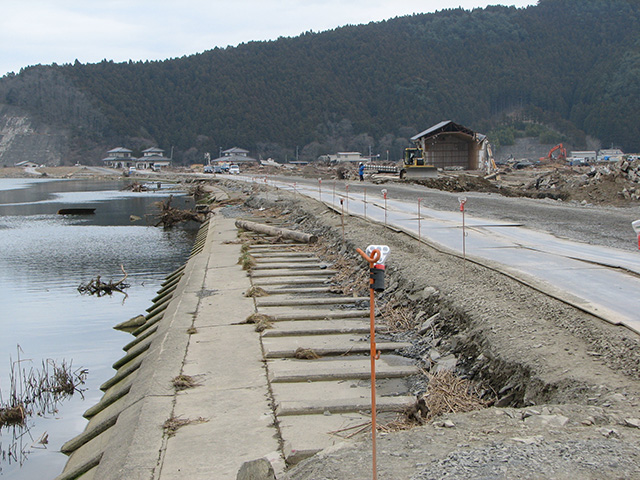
[0,0,638,166]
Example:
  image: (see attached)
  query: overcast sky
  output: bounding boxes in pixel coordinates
[0,0,536,77]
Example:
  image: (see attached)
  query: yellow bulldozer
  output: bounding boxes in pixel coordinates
[399,147,438,179]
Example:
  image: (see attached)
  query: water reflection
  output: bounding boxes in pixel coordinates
[0,178,197,478]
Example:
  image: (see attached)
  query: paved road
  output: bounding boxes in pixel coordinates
[237,174,640,334]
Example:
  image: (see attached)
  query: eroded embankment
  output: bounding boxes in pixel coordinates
[243,188,640,415]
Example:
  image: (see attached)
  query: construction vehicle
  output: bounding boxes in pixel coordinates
[540,143,567,163]
[399,147,438,179]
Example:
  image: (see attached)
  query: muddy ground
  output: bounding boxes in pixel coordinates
[224,181,640,480]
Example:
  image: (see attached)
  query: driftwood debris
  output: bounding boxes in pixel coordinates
[78,265,130,296]
[235,219,318,244]
[155,195,206,228]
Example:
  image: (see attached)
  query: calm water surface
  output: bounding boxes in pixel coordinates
[0,178,197,478]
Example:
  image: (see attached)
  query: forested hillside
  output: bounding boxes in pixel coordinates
[1,0,639,164]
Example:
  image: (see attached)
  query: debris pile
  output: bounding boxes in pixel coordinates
[77,265,130,296]
[524,159,640,204]
[154,195,206,228]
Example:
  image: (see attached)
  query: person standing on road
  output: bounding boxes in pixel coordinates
[358,162,365,181]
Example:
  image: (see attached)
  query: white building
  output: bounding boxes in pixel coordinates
[102,147,171,170]
[137,147,171,171]
[598,149,624,162]
[211,147,258,165]
[323,152,366,163]
[102,147,135,169]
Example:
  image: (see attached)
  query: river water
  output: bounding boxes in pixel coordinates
[0,178,198,479]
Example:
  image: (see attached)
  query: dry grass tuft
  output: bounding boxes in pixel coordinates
[294,347,320,359]
[238,252,256,270]
[163,415,208,437]
[378,370,487,434]
[0,404,26,426]
[186,327,198,335]
[172,374,200,391]
[379,302,418,332]
[245,286,269,297]
[329,258,369,297]
[411,370,486,425]
[245,313,274,332]
[254,318,274,332]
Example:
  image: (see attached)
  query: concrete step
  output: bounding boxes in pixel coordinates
[251,277,332,287]
[252,263,330,270]
[261,319,383,337]
[268,356,419,383]
[277,395,415,416]
[251,269,337,278]
[259,286,335,295]
[278,412,375,464]
[256,296,368,307]
[252,256,318,263]
[266,309,368,321]
[262,334,411,358]
[249,243,306,250]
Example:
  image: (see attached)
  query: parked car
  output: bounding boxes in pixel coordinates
[128,166,137,174]
[203,165,213,173]
[229,164,240,174]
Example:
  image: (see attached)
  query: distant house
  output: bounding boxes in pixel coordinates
[211,147,258,165]
[103,147,135,169]
[321,152,366,163]
[102,146,171,170]
[137,147,171,171]
[14,160,39,168]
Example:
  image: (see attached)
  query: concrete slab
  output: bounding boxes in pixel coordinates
[278,413,377,464]
[256,296,368,307]
[262,334,412,358]
[251,277,331,287]
[161,388,279,479]
[260,286,334,295]
[263,309,369,321]
[261,319,380,337]
[271,380,415,415]
[268,356,419,382]
[251,269,337,278]
[253,263,329,270]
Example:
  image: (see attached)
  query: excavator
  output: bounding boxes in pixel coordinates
[399,147,438,179]
[540,143,567,163]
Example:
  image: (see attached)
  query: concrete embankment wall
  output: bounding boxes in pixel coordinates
[55,218,211,480]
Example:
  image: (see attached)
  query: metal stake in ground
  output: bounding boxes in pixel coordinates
[340,198,345,241]
[355,245,390,480]
[633,219,640,250]
[459,197,467,281]
[382,189,388,225]
[345,184,350,214]
[418,197,422,243]
[364,187,367,220]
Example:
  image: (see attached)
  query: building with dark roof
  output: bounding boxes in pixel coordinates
[411,121,488,170]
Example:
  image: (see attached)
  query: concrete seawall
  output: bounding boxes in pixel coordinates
[56,206,417,479]
[55,214,283,479]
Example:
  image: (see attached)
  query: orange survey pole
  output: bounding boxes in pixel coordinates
[356,245,389,480]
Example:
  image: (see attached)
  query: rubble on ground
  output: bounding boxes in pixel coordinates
[522,158,640,204]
